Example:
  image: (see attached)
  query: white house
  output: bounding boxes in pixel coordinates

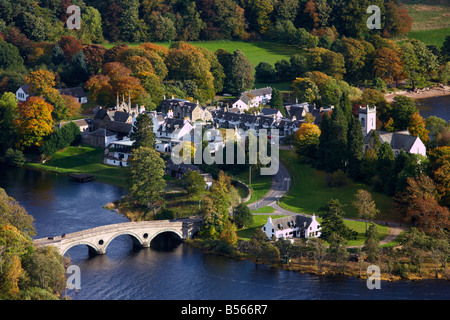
[262,214,321,241]
[104,139,134,167]
[364,130,427,157]
[155,118,193,153]
[16,85,30,102]
[232,87,272,111]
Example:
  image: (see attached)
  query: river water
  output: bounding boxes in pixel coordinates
[416,95,450,121]
[0,96,449,300]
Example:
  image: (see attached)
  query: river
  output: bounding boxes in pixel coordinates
[0,95,449,301]
[416,95,450,121]
[0,165,448,300]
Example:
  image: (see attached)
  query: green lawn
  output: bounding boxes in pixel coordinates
[407,27,450,47]
[236,214,286,240]
[27,146,129,188]
[401,0,450,47]
[104,40,299,68]
[251,206,276,214]
[279,149,400,222]
[234,167,272,204]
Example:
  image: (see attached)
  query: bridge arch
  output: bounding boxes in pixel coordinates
[103,230,144,253]
[149,229,183,243]
[62,241,100,256]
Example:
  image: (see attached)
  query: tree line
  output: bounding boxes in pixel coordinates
[0,0,414,44]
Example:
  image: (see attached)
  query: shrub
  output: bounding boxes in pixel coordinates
[326,169,348,187]
[5,148,25,167]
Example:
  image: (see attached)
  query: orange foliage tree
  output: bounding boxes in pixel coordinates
[25,70,56,96]
[14,97,54,149]
[408,112,430,144]
[373,47,405,86]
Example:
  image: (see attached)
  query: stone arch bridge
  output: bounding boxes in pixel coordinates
[33,217,202,256]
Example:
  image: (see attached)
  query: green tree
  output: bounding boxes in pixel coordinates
[347,116,364,179]
[269,88,284,115]
[0,92,18,152]
[255,62,276,82]
[318,199,357,241]
[375,142,395,191]
[390,96,417,131]
[181,170,206,198]
[226,50,254,95]
[128,146,166,215]
[0,38,24,71]
[130,113,155,150]
[363,223,380,263]
[233,203,253,229]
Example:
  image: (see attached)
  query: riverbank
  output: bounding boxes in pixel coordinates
[185,238,449,282]
[385,86,450,102]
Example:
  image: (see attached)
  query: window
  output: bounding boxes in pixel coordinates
[272,229,274,233]
[263,227,266,231]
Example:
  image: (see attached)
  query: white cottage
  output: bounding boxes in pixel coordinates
[262,214,321,241]
[105,139,134,167]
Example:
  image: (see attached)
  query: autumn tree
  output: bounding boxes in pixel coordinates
[293,122,321,161]
[408,112,430,144]
[25,70,56,97]
[14,97,53,149]
[353,189,380,234]
[373,47,404,86]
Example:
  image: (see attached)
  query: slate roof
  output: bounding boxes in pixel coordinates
[158,118,187,134]
[364,130,420,152]
[57,87,87,98]
[271,215,314,231]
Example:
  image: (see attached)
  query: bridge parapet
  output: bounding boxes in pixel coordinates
[34,218,202,255]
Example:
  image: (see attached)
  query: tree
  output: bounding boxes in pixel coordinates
[57,36,82,62]
[181,170,206,198]
[373,47,404,86]
[293,122,321,161]
[401,227,428,277]
[246,0,274,34]
[25,70,56,97]
[81,6,104,43]
[375,142,395,191]
[225,50,254,95]
[318,199,357,241]
[347,116,364,179]
[353,189,380,234]
[128,146,166,215]
[360,148,378,184]
[0,38,24,71]
[408,112,430,144]
[0,187,35,237]
[325,104,348,172]
[233,203,253,229]
[390,95,417,131]
[269,88,284,115]
[255,62,276,82]
[130,113,155,150]
[363,223,380,263]
[308,237,327,274]
[327,232,349,273]
[4,148,25,167]
[292,77,319,103]
[0,92,18,152]
[14,97,53,149]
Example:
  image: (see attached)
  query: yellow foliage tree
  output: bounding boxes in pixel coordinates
[293,122,321,160]
[14,97,54,149]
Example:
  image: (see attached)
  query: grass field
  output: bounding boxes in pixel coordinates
[279,149,400,222]
[27,146,130,188]
[234,166,273,204]
[104,40,300,70]
[402,0,450,47]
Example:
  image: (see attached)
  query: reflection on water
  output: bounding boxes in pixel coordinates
[416,95,450,121]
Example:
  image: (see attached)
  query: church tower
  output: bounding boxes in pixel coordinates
[359,105,376,137]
